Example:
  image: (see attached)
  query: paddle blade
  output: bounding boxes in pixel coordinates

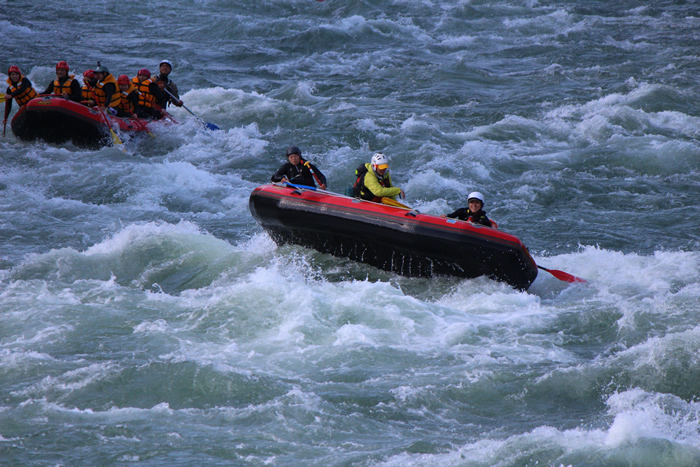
[538,265,586,283]
[381,197,411,210]
[109,128,123,146]
[0,94,5,104]
[282,182,316,191]
[204,122,220,131]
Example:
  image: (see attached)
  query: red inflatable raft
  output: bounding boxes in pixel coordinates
[249,183,539,290]
[10,96,153,147]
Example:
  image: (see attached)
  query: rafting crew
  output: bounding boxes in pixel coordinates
[42,61,82,102]
[351,152,405,202]
[441,191,497,228]
[271,146,327,189]
[4,65,38,131]
[3,59,210,125]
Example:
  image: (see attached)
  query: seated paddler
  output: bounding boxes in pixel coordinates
[351,152,405,202]
[42,61,82,102]
[271,146,327,190]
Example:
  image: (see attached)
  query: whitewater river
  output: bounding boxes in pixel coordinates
[1,1,699,465]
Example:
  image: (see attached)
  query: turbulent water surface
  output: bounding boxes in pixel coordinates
[1,1,700,465]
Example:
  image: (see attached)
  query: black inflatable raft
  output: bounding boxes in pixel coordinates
[249,184,538,290]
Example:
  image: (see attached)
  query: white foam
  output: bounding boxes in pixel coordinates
[133,319,169,334]
[13,362,119,397]
[84,221,206,256]
[605,388,700,448]
[379,386,700,466]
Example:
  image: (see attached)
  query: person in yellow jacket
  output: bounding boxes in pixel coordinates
[42,61,81,102]
[116,75,139,118]
[131,69,162,119]
[4,65,38,129]
[351,153,405,202]
[93,62,120,113]
[81,69,99,106]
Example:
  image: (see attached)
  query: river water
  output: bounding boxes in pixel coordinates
[2,1,700,465]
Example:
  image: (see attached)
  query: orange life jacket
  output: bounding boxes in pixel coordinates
[53,75,76,96]
[118,83,139,114]
[131,77,156,109]
[81,85,92,101]
[6,75,38,106]
[94,73,120,108]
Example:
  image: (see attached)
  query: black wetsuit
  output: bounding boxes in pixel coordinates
[446,208,492,227]
[271,160,326,188]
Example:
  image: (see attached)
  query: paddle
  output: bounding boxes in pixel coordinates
[102,111,125,148]
[86,83,124,148]
[381,197,412,210]
[537,265,586,283]
[303,161,326,189]
[1,94,6,136]
[162,88,220,131]
[278,183,414,214]
[153,102,178,124]
[279,181,317,191]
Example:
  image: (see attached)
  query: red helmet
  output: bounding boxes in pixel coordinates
[117,74,130,85]
[8,65,21,75]
[83,69,96,79]
[138,68,151,78]
[56,61,69,70]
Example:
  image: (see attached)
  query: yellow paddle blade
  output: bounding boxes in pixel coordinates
[109,128,123,146]
[381,197,411,210]
[0,94,5,104]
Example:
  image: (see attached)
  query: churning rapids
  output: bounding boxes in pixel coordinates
[1,1,699,465]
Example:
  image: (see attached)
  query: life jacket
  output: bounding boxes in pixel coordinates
[82,83,97,102]
[6,76,38,106]
[94,73,120,108]
[53,75,76,96]
[352,163,390,201]
[450,208,495,228]
[469,210,494,228]
[117,84,138,114]
[132,77,156,109]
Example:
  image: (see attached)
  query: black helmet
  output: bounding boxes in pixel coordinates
[95,61,109,74]
[286,146,301,157]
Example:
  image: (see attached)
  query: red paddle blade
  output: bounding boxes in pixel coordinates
[538,266,586,283]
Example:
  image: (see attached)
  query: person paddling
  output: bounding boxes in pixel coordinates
[351,152,405,202]
[271,146,327,190]
[441,191,497,228]
[116,75,139,118]
[93,63,120,114]
[80,70,98,106]
[4,65,38,133]
[131,69,162,119]
[153,59,183,109]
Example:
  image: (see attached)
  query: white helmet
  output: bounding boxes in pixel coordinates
[371,152,389,170]
[467,191,485,205]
